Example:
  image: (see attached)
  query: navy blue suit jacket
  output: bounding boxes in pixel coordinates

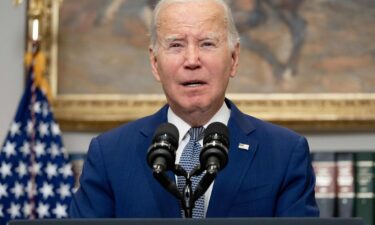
[69,99,319,217]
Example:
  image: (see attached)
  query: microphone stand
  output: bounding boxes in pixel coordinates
[190,165,218,203]
[152,164,186,200]
[152,164,218,218]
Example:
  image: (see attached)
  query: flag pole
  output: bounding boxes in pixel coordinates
[25,1,43,217]
[23,0,58,219]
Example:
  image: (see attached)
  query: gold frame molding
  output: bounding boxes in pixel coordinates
[29,0,375,132]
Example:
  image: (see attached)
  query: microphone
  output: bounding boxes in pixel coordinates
[192,122,229,202]
[147,123,179,173]
[200,122,229,173]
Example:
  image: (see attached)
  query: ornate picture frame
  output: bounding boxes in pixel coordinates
[36,0,375,132]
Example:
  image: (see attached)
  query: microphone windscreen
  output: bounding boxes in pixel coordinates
[153,123,179,148]
[203,122,229,146]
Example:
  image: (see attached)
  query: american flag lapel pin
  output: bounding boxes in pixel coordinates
[238,143,250,151]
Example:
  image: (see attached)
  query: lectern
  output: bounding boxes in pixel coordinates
[10,218,363,225]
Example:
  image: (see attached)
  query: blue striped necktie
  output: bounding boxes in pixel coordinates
[178,127,205,218]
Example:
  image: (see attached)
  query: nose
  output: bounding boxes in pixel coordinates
[184,45,201,70]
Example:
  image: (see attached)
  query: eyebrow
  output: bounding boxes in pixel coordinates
[163,33,221,43]
[203,33,220,41]
[200,36,220,43]
[164,35,184,43]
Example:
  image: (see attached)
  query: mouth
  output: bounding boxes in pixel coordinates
[181,80,207,88]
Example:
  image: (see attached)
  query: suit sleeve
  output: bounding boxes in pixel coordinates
[69,137,115,217]
[275,136,320,217]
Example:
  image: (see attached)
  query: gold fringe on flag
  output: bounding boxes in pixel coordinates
[24,44,53,102]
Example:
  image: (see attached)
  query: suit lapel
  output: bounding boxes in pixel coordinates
[207,100,259,217]
[136,105,181,217]
[135,100,259,217]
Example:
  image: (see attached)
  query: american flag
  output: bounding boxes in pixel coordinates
[0,54,74,224]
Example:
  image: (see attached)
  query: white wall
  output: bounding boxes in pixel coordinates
[0,1,25,142]
[303,132,375,152]
[0,2,374,154]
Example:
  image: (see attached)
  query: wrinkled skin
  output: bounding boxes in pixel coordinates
[149,1,240,126]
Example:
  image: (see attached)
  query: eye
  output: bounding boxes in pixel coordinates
[169,42,183,48]
[201,41,216,48]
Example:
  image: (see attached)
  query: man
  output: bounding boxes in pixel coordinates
[69,0,319,218]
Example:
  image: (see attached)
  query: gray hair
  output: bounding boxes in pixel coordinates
[149,0,240,52]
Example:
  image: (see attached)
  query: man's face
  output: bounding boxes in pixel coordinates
[150,1,240,121]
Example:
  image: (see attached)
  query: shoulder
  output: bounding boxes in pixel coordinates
[227,99,303,142]
[243,115,310,161]
[92,105,168,150]
[227,99,307,155]
[99,115,153,140]
[248,115,303,141]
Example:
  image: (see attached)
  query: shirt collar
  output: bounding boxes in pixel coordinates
[167,102,231,143]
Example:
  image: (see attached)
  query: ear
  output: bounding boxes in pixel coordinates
[149,47,161,82]
[229,42,240,78]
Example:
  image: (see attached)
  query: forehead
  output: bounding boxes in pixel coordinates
[156,1,227,36]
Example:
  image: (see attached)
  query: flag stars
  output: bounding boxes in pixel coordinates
[0,162,12,179]
[51,122,61,136]
[40,182,54,199]
[29,162,42,176]
[59,164,73,179]
[11,182,24,199]
[0,184,8,199]
[0,205,3,217]
[7,203,21,219]
[1,70,74,223]
[49,143,61,158]
[16,162,28,178]
[20,141,31,157]
[42,103,50,117]
[23,202,33,217]
[3,141,16,158]
[57,183,72,200]
[33,101,41,114]
[10,122,21,137]
[38,122,49,137]
[26,120,34,136]
[37,202,50,218]
[34,141,46,158]
[45,163,58,179]
[52,203,68,218]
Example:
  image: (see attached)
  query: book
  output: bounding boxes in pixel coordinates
[336,153,355,217]
[354,152,374,225]
[312,152,337,217]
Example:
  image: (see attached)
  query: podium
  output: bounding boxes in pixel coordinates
[10,218,363,225]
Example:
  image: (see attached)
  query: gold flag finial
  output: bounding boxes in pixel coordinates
[28,0,44,18]
[27,0,45,42]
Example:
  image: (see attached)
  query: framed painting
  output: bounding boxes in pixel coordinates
[37,0,375,131]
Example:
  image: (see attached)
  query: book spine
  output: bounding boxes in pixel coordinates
[354,152,374,225]
[312,152,336,217]
[336,153,354,217]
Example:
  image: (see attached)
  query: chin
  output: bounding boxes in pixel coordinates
[182,100,212,113]
[169,94,218,112]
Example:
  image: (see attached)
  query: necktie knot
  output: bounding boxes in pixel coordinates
[188,127,204,141]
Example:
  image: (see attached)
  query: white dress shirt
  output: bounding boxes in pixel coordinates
[167,102,231,216]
